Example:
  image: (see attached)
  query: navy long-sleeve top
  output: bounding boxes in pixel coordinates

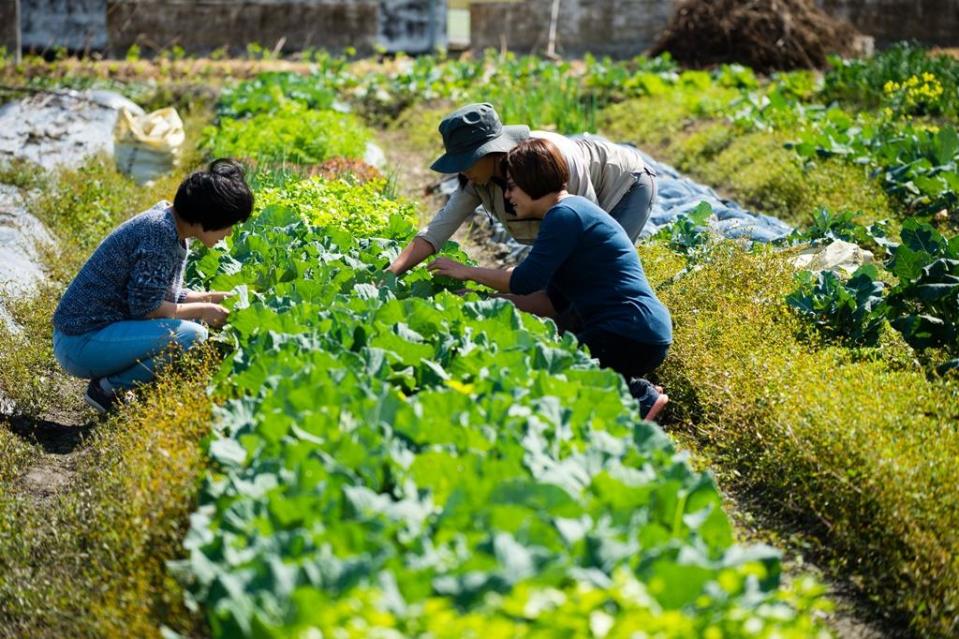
[509,195,672,345]
[53,201,190,336]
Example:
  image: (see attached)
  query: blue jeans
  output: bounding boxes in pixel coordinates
[608,167,657,243]
[53,319,208,390]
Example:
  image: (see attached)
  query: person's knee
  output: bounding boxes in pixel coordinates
[175,321,208,351]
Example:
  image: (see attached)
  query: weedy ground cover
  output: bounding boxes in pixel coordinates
[641,235,959,637]
[0,107,221,638]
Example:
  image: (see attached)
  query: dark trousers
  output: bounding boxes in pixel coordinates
[577,328,669,415]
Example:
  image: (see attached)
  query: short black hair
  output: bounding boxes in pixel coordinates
[505,138,569,199]
[173,158,254,231]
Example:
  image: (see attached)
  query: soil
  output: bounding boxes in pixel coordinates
[5,383,93,502]
[721,486,913,638]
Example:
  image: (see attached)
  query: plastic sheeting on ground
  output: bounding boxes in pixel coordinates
[0,89,142,171]
[0,185,55,334]
[638,150,793,243]
[441,147,794,264]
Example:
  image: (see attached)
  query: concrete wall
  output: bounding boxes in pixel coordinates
[469,0,958,58]
[6,0,958,57]
[380,0,446,52]
[106,0,379,56]
[817,0,959,48]
[469,0,679,57]
[21,0,106,52]
[1,0,20,55]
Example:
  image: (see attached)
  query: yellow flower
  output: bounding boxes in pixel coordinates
[445,379,475,395]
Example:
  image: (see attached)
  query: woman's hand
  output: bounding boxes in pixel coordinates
[181,290,232,304]
[427,257,473,281]
[205,291,232,303]
[196,303,230,329]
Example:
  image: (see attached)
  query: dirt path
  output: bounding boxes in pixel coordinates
[720,486,910,638]
[4,383,92,501]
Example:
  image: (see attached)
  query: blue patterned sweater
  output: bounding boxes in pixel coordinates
[53,201,190,336]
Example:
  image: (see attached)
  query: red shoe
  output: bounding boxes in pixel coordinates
[643,393,668,422]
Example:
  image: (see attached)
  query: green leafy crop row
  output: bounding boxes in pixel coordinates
[173,174,829,636]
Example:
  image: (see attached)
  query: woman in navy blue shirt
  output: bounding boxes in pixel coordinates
[428,138,672,421]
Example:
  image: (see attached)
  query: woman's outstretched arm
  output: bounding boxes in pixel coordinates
[427,257,513,293]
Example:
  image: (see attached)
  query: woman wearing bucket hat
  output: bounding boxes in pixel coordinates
[387,102,656,276]
[427,137,671,421]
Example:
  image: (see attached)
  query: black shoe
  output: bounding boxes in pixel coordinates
[84,378,118,414]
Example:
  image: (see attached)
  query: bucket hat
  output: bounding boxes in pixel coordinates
[430,103,530,173]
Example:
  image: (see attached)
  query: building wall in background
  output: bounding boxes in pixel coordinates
[7,0,959,57]
[469,0,678,57]
[817,0,959,48]
[106,0,379,56]
[469,0,958,57]
[21,0,106,52]
[1,0,20,54]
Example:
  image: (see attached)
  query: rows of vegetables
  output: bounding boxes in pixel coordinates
[170,80,831,636]
[201,44,958,223]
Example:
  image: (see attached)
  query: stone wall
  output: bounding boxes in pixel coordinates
[21,0,106,52]
[5,0,958,58]
[817,0,959,48]
[470,0,679,57]
[106,0,379,56]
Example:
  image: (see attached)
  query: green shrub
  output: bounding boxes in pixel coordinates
[0,351,217,638]
[29,155,144,264]
[253,175,419,236]
[600,94,897,228]
[823,43,959,117]
[389,102,453,158]
[0,283,81,417]
[599,95,696,152]
[641,240,959,637]
[206,106,370,166]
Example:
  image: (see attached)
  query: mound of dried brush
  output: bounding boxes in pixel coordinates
[650,0,863,73]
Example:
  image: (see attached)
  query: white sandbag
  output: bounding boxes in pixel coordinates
[791,239,875,276]
[114,107,185,185]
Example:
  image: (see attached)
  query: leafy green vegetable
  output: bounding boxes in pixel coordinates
[787,264,887,346]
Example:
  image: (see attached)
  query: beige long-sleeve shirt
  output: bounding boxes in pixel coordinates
[416,131,647,249]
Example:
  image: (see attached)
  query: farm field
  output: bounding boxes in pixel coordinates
[0,45,957,638]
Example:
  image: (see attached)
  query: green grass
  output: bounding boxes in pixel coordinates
[0,351,217,639]
[0,103,222,638]
[390,102,453,159]
[599,97,897,227]
[640,239,959,637]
